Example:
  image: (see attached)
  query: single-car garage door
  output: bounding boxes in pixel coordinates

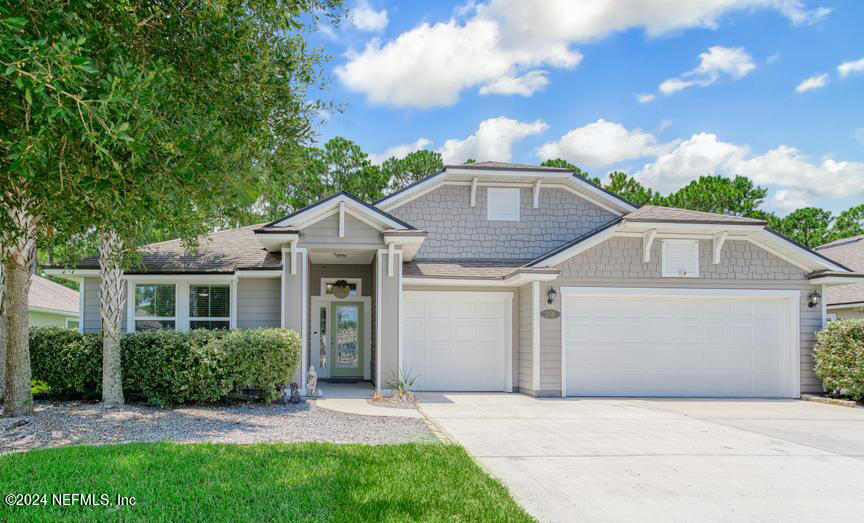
[403,291,512,391]
[562,288,799,398]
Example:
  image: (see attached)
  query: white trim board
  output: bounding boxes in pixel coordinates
[273,193,409,231]
[558,286,801,399]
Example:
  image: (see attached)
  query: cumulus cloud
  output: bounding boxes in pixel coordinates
[479,70,550,96]
[635,93,656,103]
[537,119,672,167]
[837,57,864,78]
[634,132,864,204]
[659,46,756,95]
[796,73,828,92]
[769,189,812,212]
[368,138,432,165]
[437,117,548,164]
[337,0,827,108]
[350,0,388,31]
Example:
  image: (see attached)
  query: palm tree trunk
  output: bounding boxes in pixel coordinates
[99,231,125,408]
[2,207,37,417]
[0,264,6,402]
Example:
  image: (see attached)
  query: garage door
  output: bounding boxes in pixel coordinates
[562,288,798,398]
[403,292,511,391]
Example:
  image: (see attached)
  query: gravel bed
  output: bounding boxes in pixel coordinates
[366,398,419,410]
[0,400,436,454]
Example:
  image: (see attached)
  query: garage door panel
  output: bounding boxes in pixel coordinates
[403,294,509,392]
[564,291,793,398]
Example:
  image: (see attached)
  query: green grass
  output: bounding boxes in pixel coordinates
[0,442,533,522]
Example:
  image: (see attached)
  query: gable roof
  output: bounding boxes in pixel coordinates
[815,236,864,306]
[625,205,767,225]
[447,161,573,172]
[30,275,78,314]
[263,191,415,231]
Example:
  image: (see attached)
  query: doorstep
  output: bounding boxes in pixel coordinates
[314,382,424,419]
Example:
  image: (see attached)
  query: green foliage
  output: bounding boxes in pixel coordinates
[834,205,864,239]
[28,327,301,405]
[773,207,835,248]
[383,150,444,191]
[814,320,864,400]
[30,327,102,399]
[541,158,602,185]
[604,171,656,206]
[658,175,767,216]
[388,367,419,401]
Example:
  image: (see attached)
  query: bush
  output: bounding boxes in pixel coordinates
[813,319,864,400]
[29,327,301,405]
[30,327,102,399]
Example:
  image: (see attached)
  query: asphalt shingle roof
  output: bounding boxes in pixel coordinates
[816,236,864,306]
[30,275,78,314]
[446,161,572,172]
[624,205,767,225]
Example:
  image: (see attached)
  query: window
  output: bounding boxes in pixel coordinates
[189,284,230,330]
[661,239,700,278]
[134,284,176,330]
[487,188,520,221]
[826,314,837,322]
[321,278,361,297]
[66,319,79,330]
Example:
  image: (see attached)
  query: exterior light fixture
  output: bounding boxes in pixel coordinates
[546,287,557,305]
[332,279,351,299]
[808,290,822,308]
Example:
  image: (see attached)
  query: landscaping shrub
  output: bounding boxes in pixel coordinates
[28,327,301,405]
[30,327,102,399]
[813,319,864,400]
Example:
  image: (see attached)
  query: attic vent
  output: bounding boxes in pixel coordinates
[661,239,699,278]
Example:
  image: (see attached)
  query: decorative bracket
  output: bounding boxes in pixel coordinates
[713,232,728,264]
[470,177,478,207]
[533,180,541,208]
[642,229,657,263]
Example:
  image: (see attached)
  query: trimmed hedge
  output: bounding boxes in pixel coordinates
[813,319,864,400]
[29,327,300,405]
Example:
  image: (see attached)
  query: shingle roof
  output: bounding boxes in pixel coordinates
[403,259,558,280]
[816,236,864,306]
[624,205,767,225]
[446,161,572,172]
[30,275,78,314]
[75,225,281,273]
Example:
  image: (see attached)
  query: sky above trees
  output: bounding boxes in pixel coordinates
[310,0,864,216]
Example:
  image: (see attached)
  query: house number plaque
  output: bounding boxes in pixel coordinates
[540,309,560,319]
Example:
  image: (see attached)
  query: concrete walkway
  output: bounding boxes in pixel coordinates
[417,393,864,523]
[314,382,423,419]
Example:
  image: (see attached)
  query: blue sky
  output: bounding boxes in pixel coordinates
[309,1,863,215]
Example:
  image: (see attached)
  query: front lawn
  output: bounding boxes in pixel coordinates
[0,442,532,522]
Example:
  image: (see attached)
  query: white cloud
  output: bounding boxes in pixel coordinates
[855,128,864,146]
[657,119,673,132]
[769,189,811,212]
[634,132,864,203]
[479,70,550,96]
[766,52,781,64]
[368,138,432,165]
[438,117,548,164]
[537,119,673,167]
[337,0,827,108]
[838,57,864,78]
[796,73,828,92]
[350,0,388,32]
[659,46,756,95]
[635,93,656,103]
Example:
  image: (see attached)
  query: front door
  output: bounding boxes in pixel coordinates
[329,301,364,378]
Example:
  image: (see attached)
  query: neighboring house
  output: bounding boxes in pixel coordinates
[814,236,864,320]
[29,275,80,329]
[48,162,863,398]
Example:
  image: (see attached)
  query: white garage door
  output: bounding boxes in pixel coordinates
[403,292,511,391]
[563,288,799,398]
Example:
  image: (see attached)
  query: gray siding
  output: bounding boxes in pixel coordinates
[378,252,401,387]
[309,264,373,297]
[388,185,617,259]
[517,284,534,393]
[237,278,280,328]
[299,213,382,247]
[540,236,823,395]
[81,277,127,333]
[832,307,864,319]
[370,258,377,386]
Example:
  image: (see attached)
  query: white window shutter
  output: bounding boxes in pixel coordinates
[487,188,520,221]
[662,239,700,278]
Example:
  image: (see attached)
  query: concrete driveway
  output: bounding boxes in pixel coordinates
[416,394,864,523]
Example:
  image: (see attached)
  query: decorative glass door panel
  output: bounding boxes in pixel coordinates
[330,302,363,377]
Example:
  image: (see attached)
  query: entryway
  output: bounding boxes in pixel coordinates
[311,295,371,380]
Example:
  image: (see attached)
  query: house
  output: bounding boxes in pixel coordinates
[47,162,863,398]
[29,275,80,329]
[814,236,864,320]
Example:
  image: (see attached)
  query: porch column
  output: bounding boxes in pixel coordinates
[376,247,402,391]
[282,246,308,392]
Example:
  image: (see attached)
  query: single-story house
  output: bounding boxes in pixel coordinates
[814,235,864,320]
[47,162,864,398]
[29,275,80,329]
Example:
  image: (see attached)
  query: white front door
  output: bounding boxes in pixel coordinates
[402,291,512,392]
[561,288,799,398]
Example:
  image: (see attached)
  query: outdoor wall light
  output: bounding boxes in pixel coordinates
[808,290,822,308]
[546,287,557,305]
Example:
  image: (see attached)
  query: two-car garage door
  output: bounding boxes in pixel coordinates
[402,292,511,391]
[562,288,799,398]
